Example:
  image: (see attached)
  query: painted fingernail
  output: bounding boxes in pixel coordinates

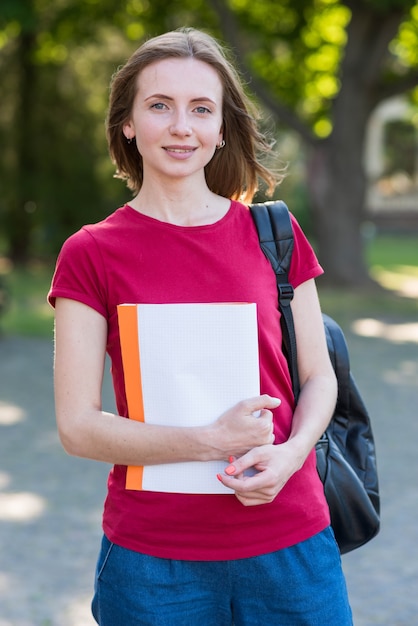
[225,465,236,475]
[228,456,235,463]
[216,474,223,482]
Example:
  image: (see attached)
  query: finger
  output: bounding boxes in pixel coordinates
[224,447,265,478]
[237,493,274,506]
[258,411,276,440]
[224,453,253,478]
[221,469,264,493]
[240,395,281,415]
[218,469,280,503]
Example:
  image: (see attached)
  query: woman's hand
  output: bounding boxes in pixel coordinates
[217,440,306,506]
[205,395,280,460]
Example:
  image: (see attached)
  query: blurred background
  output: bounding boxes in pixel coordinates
[0,0,417,624]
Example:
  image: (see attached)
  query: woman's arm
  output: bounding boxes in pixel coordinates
[53,297,277,466]
[285,277,337,464]
[217,278,337,503]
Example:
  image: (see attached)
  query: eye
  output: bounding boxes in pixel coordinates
[194,105,212,114]
[150,102,168,111]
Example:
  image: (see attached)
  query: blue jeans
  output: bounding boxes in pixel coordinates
[92,527,352,625]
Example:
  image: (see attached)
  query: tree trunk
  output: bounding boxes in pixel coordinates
[305,3,406,286]
[307,139,370,286]
[307,62,372,286]
[209,0,414,287]
[6,5,38,263]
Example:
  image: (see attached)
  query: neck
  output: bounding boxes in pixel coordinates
[129,179,230,226]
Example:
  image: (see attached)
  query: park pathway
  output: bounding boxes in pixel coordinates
[0,319,417,625]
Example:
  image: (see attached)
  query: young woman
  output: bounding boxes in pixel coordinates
[49,27,352,625]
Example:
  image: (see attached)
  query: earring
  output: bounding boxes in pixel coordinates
[127,137,133,144]
[216,140,225,149]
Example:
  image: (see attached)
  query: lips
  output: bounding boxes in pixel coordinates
[163,146,197,153]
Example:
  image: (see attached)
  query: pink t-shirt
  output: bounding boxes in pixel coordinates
[49,200,330,560]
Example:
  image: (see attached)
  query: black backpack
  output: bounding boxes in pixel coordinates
[250,200,380,554]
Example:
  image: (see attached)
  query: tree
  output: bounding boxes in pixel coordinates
[1,0,417,281]
[0,0,218,260]
[89,0,418,285]
[203,0,418,285]
[0,0,38,261]
[0,0,132,261]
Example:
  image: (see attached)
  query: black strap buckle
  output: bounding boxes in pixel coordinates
[278,283,294,305]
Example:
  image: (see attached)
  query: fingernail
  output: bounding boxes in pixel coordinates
[216,474,223,482]
[225,465,236,475]
[228,456,235,464]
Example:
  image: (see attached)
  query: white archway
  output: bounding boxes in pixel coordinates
[365,97,418,213]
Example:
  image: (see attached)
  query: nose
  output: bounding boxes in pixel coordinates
[169,110,192,136]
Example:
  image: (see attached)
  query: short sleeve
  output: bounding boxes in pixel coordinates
[48,227,108,318]
[288,213,323,288]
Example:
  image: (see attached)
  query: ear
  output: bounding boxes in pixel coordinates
[217,124,224,146]
[123,120,135,140]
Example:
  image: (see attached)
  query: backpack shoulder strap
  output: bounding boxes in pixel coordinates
[249,201,294,286]
[249,201,300,397]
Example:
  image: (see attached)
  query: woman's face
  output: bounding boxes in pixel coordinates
[123,57,224,185]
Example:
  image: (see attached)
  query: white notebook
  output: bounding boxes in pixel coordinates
[117,302,260,494]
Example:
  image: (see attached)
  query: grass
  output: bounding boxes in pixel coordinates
[319,234,418,325]
[0,234,417,338]
[0,259,55,338]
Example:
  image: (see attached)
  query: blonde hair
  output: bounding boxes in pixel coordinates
[107,28,280,202]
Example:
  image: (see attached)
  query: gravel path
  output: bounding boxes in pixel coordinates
[0,319,417,625]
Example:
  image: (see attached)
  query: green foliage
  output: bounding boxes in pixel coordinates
[0,1,133,259]
[392,3,418,65]
[0,0,224,260]
[0,0,418,263]
[223,0,418,135]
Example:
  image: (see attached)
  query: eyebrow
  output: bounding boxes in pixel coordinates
[144,94,218,105]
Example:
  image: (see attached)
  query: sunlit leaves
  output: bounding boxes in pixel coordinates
[35,32,68,64]
[302,2,349,49]
[295,2,350,132]
[215,0,349,130]
[0,21,20,50]
[224,0,417,138]
[126,22,145,41]
[391,3,418,65]
[229,0,302,36]
[314,118,333,137]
